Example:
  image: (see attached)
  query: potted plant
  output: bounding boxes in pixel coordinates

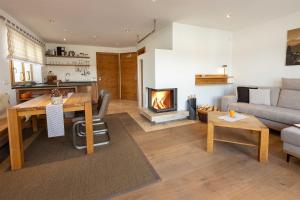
[51,88,63,105]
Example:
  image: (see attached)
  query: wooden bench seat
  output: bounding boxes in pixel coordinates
[0,118,8,134]
[0,117,8,147]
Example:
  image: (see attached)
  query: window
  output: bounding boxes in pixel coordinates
[7,27,44,64]
[6,25,44,84]
[10,60,39,84]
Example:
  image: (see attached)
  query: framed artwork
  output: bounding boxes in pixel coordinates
[286,28,300,66]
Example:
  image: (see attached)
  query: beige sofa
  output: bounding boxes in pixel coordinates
[221,79,300,131]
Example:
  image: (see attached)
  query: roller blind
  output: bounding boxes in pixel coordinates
[7,27,44,65]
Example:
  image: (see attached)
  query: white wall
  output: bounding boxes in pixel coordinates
[232,11,300,87]
[0,18,15,104]
[154,23,233,110]
[45,43,136,82]
[137,24,173,107]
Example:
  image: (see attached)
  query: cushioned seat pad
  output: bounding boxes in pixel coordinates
[281,127,300,147]
[229,103,300,125]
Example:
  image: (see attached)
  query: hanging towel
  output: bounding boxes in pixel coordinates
[46,104,65,138]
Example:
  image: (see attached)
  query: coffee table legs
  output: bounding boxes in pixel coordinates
[207,122,214,153]
[258,128,269,163]
[206,123,269,163]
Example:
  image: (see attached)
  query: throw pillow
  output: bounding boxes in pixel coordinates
[277,89,300,110]
[282,78,300,90]
[237,87,258,103]
[258,87,280,106]
[249,89,271,106]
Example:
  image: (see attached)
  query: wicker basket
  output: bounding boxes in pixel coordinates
[197,110,208,123]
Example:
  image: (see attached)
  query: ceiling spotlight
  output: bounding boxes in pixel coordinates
[226,14,231,19]
[125,29,130,33]
[63,38,66,41]
[49,18,55,24]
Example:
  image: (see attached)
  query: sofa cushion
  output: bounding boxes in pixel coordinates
[281,127,300,147]
[237,87,258,103]
[282,78,300,90]
[249,89,271,106]
[229,103,300,125]
[277,89,300,110]
[259,87,280,106]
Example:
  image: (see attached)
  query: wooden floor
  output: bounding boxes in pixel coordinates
[110,100,300,200]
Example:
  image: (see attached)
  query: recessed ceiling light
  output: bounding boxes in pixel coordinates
[152,0,157,2]
[226,14,231,19]
[49,18,55,24]
[63,38,66,41]
[125,29,130,33]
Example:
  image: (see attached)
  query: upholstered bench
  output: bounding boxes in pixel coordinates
[0,93,10,147]
[281,126,300,162]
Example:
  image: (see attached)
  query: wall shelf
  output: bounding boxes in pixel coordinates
[45,55,90,59]
[45,64,90,67]
[195,74,233,85]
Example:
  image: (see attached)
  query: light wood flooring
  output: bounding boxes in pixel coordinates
[109,100,300,200]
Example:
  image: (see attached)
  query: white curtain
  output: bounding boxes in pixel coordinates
[7,26,44,65]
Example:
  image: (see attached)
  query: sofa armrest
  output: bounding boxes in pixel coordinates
[221,96,237,112]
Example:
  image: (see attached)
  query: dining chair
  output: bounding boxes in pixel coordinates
[96,89,106,112]
[74,89,106,117]
[72,92,111,149]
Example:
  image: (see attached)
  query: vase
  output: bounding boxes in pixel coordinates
[51,96,63,105]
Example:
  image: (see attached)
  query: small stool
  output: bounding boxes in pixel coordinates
[281,127,300,162]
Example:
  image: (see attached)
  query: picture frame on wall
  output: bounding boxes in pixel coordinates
[286,28,300,66]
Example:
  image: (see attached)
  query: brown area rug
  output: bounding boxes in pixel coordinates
[0,113,160,200]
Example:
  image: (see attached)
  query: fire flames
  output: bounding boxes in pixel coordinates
[151,91,171,110]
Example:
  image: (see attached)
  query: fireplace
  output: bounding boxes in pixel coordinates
[147,88,177,113]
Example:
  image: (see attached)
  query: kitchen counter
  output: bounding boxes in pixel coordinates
[12,81,97,89]
[14,81,98,104]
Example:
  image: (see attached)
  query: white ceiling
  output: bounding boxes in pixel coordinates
[0,0,300,47]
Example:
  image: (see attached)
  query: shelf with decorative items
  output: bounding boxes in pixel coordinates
[45,46,91,67]
[46,58,90,67]
[45,64,90,67]
[45,55,90,59]
[195,74,234,85]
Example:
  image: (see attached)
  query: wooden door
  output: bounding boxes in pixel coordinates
[96,53,120,99]
[120,52,137,100]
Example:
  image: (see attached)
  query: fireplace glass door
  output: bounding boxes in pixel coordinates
[148,88,177,113]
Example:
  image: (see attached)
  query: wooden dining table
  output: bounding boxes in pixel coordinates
[7,93,94,170]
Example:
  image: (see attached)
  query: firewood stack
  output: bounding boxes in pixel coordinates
[197,105,219,112]
[197,105,219,123]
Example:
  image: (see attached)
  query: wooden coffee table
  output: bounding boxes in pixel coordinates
[207,112,269,163]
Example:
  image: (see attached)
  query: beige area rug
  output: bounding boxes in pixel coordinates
[0,113,160,200]
[108,100,197,132]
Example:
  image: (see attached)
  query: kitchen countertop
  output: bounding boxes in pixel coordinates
[12,81,97,89]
